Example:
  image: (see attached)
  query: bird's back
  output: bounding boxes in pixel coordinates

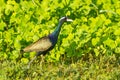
[23,36,53,53]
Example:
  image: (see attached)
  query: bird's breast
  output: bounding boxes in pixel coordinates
[49,35,58,46]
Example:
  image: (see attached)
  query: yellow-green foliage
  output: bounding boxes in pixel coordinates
[0,0,120,79]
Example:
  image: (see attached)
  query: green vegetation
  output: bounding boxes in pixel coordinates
[0,0,120,79]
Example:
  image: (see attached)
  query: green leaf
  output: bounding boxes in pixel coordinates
[0,21,6,31]
[114,28,120,36]
[21,58,29,64]
[103,38,116,49]
[94,48,99,56]
[115,47,120,53]
[92,37,100,46]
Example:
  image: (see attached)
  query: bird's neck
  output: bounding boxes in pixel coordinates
[51,21,64,37]
[49,21,64,45]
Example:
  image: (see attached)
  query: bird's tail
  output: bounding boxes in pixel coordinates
[15,49,24,62]
[20,49,24,54]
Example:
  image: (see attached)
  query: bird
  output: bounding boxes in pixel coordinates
[21,16,73,68]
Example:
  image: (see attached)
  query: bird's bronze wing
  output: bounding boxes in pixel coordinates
[23,36,52,52]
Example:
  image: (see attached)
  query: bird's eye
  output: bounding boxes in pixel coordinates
[65,16,67,20]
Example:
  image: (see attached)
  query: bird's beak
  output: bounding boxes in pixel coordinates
[66,18,73,22]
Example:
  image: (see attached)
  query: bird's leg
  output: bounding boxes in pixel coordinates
[40,55,43,68]
[41,55,44,62]
[27,56,37,69]
[39,54,46,71]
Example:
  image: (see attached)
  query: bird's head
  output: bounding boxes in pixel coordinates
[59,16,73,23]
